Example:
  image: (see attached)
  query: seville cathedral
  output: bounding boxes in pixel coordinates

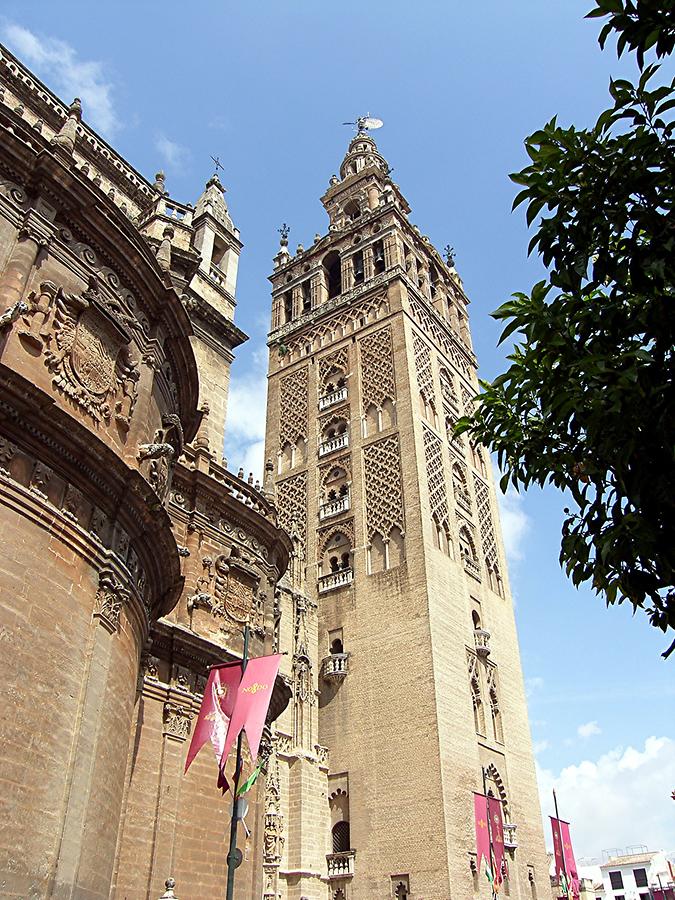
[0,41,550,900]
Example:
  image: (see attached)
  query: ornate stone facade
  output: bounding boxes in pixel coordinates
[0,44,290,900]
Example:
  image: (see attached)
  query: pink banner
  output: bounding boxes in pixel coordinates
[551,817,564,880]
[221,654,282,769]
[560,821,579,900]
[184,662,242,776]
[488,796,505,890]
[474,793,490,874]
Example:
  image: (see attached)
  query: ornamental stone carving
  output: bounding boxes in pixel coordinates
[94,568,130,633]
[28,277,141,427]
[162,702,193,741]
[0,437,18,476]
[138,414,184,502]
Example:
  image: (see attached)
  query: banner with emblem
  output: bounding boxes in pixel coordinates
[474,792,491,876]
[221,654,282,769]
[488,796,506,892]
[184,662,243,788]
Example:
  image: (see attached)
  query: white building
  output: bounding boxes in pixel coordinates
[597,851,674,900]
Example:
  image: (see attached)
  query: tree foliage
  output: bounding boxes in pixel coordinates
[457,1,675,655]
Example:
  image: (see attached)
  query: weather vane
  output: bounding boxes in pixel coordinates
[210,154,225,174]
[342,114,384,134]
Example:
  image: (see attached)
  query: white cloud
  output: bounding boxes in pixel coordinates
[533,739,551,755]
[577,720,602,739]
[537,736,675,860]
[224,349,268,482]
[155,134,190,171]
[526,676,544,698]
[497,485,530,562]
[2,23,118,136]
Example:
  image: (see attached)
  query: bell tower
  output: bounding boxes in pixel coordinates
[264,125,549,900]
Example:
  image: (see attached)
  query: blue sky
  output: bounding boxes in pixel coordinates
[4,0,673,863]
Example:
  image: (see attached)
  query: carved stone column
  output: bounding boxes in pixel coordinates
[341,256,354,292]
[363,245,375,281]
[0,227,42,310]
[292,285,303,318]
[383,234,399,270]
[310,271,323,309]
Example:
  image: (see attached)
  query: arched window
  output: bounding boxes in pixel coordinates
[322,531,352,576]
[323,251,342,299]
[283,291,293,324]
[301,279,311,312]
[332,821,351,853]
[472,609,481,630]
[459,526,479,577]
[373,239,385,275]
[343,199,361,221]
[330,637,344,654]
[452,463,470,509]
[352,250,365,285]
[369,532,387,574]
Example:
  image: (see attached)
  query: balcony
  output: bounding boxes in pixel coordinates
[319,494,350,520]
[455,489,472,513]
[327,850,355,879]
[474,628,491,658]
[319,433,349,457]
[318,568,353,593]
[319,387,348,411]
[462,554,481,581]
[503,823,518,850]
[209,261,226,288]
[322,652,349,681]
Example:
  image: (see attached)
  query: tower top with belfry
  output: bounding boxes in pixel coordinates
[267,122,468,354]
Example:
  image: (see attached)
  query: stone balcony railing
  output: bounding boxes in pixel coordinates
[474,628,491,658]
[209,261,226,288]
[319,494,350,520]
[322,652,349,681]
[503,823,518,850]
[455,489,472,513]
[327,850,356,879]
[319,387,348,411]
[319,433,349,457]
[318,568,353,594]
[462,553,481,581]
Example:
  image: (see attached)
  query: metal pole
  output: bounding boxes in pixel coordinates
[482,766,497,900]
[553,789,570,900]
[225,623,249,900]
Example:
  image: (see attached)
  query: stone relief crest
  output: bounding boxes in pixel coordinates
[22,277,140,428]
[187,549,259,626]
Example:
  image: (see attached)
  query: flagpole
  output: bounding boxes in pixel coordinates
[225,622,249,900]
[553,788,570,900]
[482,766,497,900]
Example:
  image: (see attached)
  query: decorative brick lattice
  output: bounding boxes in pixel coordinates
[408,295,471,376]
[473,474,498,568]
[363,435,404,541]
[359,325,395,410]
[276,472,308,554]
[281,291,389,358]
[422,425,448,526]
[279,366,308,447]
[319,346,349,387]
[413,332,434,402]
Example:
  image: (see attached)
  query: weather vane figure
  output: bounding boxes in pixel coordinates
[342,114,384,134]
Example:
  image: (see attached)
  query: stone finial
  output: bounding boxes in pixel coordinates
[193,402,211,452]
[159,877,178,899]
[444,244,456,268]
[153,171,167,194]
[237,467,244,480]
[278,223,290,248]
[51,98,82,158]
[263,458,275,500]
[156,225,174,272]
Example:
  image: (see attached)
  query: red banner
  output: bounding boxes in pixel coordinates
[184,662,243,783]
[488,796,505,891]
[551,817,564,880]
[474,793,490,874]
[221,653,282,768]
[560,821,579,900]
